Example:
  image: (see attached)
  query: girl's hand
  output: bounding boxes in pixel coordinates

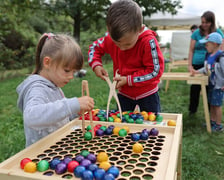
[78,96,94,113]
[113,76,127,90]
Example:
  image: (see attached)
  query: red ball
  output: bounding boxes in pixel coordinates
[67,160,79,172]
[20,158,32,169]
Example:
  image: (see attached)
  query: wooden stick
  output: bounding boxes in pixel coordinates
[82,80,94,137]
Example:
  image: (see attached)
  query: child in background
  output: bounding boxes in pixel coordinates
[192,32,224,132]
[88,0,164,113]
[17,33,94,147]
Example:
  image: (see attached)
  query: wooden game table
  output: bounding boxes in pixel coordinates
[0,113,182,180]
[160,72,211,133]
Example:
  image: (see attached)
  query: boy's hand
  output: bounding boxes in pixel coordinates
[78,96,94,113]
[93,66,108,80]
[113,76,127,90]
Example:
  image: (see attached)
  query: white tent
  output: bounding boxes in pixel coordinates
[144,11,201,27]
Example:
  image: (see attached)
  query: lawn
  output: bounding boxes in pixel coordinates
[0,62,224,180]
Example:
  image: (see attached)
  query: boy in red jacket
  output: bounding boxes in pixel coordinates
[88,0,164,113]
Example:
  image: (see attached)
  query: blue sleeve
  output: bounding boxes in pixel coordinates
[217,28,224,38]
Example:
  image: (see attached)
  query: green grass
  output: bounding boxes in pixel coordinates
[1,63,224,180]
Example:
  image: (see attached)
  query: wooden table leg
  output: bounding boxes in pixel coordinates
[201,83,211,133]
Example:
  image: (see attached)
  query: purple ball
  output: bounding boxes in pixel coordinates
[55,162,67,174]
[108,125,115,130]
[86,153,96,163]
[62,156,72,165]
[96,129,104,136]
[149,128,159,136]
[87,163,98,172]
[74,155,85,163]
[80,159,91,168]
[104,128,113,135]
[142,129,150,135]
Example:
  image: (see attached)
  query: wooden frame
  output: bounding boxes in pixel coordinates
[0,113,182,180]
[161,72,211,133]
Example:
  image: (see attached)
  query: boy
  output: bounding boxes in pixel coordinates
[88,0,164,113]
[192,32,224,131]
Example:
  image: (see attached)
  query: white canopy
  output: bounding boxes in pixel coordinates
[144,11,201,27]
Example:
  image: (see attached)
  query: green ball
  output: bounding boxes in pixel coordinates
[86,125,92,131]
[127,118,134,123]
[108,117,114,122]
[135,118,143,124]
[118,129,127,137]
[116,113,120,118]
[124,114,130,120]
[37,160,49,172]
[80,150,90,157]
[99,117,106,121]
[84,131,92,140]
[156,114,163,122]
[100,126,107,131]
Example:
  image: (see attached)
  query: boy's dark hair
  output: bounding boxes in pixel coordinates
[190,24,198,31]
[106,0,142,41]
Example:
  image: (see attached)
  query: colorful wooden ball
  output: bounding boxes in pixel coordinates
[67,161,79,173]
[113,127,121,135]
[132,142,143,153]
[99,161,111,171]
[118,129,127,137]
[20,158,32,169]
[140,132,149,140]
[80,150,90,157]
[49,158,61,170]
[24,161,37,173]
[74,155,85,163]
[55,162,67,174]
[87,163,98,172]
[156,114,163,122]
[148,112,156,121]
[108,117,114,122]
[62,156,72,165]
[96,129,104,136]
[127,118,134,123]
[114,118,121,123]
[81,170,94,180]
[102,173,115,180]
[104,128,113,135]
[97,152,109,163]
[86,153,96,163]
[37,160,49,172]
[100,126,107,131]
[131,133,140,141]
[149,128,159,136]
[74,165,86,178]
[94,168,106,180]
[122,126,130,133]
[135,118,144,124]
[84,131,92,140]
[107,166,120,178]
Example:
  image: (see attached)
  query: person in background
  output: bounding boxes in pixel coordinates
[17,33,94,147]
[190,24,198,33]
[88,0,164,113]
[191,32,224,131]
[188,11,224,115]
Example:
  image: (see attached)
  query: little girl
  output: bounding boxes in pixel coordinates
[17,33,94,147]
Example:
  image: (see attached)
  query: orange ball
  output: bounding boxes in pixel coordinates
[122,126,130,133]
[148,112,156,121]
[167,120,176,126]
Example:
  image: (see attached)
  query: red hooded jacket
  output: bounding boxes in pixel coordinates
[88,26,164,100]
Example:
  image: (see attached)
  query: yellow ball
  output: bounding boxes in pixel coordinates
[167,120,176,126]
[113,127,121,135]
[133,143,143,153]
[114,118,121,123]
[97,152,109,163]
[99,161,111,171]
[122,126,130,133]
[24,162,37,173]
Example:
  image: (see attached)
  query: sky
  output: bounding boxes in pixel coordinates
[110,0,224,27]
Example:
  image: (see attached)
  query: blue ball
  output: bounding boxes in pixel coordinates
[107,166,119,178]
[88,164,98,172]
[94,168,106,180]
[102,173,115,180]
[74,155,85,163]
[140,132,149,140]
[49,158,61,170]
[81,170,93,180]
[131,133,140,141]
[74,165,86,178]
[104,128,113,135]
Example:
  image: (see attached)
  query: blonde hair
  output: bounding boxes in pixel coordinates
[33,33,84,74]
